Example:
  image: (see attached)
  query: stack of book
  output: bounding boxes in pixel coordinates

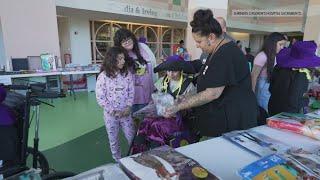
[239,154,320,179]
[223,130,290,157]
[223,130,320,179]
[267,112,320,141]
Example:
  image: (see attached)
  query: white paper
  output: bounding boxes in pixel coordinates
[0,76,12,85]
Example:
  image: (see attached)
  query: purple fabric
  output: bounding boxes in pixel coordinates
[0,86,6,102]
[137,114,184,145]
[0,105,16,125]
[0,87,15,125]
[166,54,183,62]
[132,63,154,104]
[277,41,320,68]
[138,37,147,44]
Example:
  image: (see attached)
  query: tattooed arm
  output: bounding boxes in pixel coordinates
[165,86,225,117]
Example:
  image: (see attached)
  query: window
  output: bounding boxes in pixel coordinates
[90,20,185,64]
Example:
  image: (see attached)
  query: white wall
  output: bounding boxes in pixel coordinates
[68,16,91,65]
[186,0,228,59]
[0,19,6,69]
[56,0,188,22]
[249,34,265,55]
[303,0,320,44]
[0,0,60,70]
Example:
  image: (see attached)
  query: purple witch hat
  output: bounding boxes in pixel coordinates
[154,55,195,74]
[277,41,320,68]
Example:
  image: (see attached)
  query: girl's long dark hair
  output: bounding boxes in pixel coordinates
[100,46,129,78]
[261,32,285,82]
[114,28,147,70]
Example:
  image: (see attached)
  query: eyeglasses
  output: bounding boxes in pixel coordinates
[117,55,125,61]
[121,38,133,46]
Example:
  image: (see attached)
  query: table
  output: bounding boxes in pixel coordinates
[71,125,319,179]
[176,126,319,179]
[64,164,129,180]
[0,70,99,99]
[0,70,99,82]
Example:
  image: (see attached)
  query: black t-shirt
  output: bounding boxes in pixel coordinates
[194,42,257,137]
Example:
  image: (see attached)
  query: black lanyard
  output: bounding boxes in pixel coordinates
[200,37,225,75]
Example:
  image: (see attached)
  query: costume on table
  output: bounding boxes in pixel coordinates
[269,41,320,116]
[96,72,135,161]
[195,42,258,137]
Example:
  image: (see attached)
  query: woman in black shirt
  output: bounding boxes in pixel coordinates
[164,9,258,137]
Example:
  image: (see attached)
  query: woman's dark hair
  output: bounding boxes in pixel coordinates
[262,32,285,82]
[190,9,222,37]
[114,28,147,69]
[100,46,129,78]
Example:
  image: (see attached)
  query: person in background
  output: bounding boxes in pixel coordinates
[268,41,320,116]
[176,40,190,61]
[283,34,290,47]
[114,28,157,112]
[96,46,135,162]
[236,40,241,48]
[164,9,257,138]
[245,47,254,71]
[292,37,298,45]
[216,17,235,42]
[288,37,299,48]
[178,40,186,50]
[251,32,286,112]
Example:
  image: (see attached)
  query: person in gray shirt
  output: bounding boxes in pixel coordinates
[216,17,235,43]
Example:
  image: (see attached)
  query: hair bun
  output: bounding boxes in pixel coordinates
[190,9,222,37]
[193,9,213,25]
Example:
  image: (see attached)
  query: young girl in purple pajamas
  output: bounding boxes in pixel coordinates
[96,46,135,162]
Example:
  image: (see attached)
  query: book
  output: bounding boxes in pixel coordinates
[223,130,290,157]
[40,53,56,71]
[239,154,318,179]
[285,148,320,179]
[267,112,320,141]
[306,109,320,119]
[119,145,220,180]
